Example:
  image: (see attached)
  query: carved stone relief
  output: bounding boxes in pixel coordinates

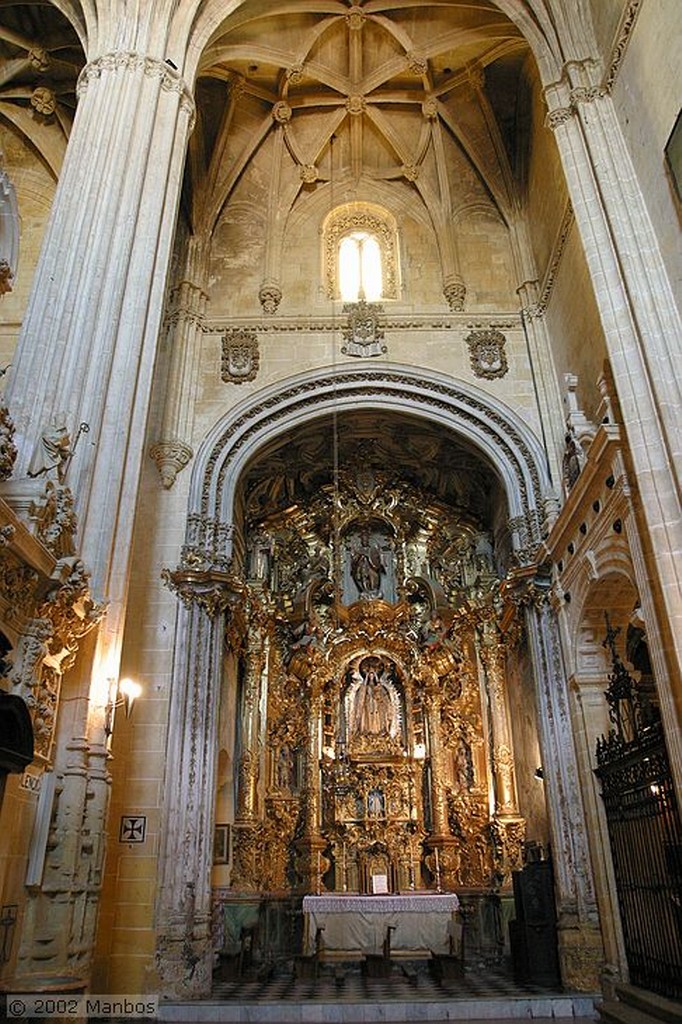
[341,300,387,358]
[465,328,509,379]
[221,328,260,383]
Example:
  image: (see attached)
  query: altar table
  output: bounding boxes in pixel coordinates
[302,893,461,957]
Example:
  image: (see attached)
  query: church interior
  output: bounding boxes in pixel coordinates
[0,1,680,1020]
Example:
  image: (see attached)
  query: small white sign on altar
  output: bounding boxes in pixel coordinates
[371,873,389,894]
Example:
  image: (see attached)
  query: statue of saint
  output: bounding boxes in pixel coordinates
[28,418,73,484]
[350,529,385,597]
[350,658,398,740]
[248,530,273,581]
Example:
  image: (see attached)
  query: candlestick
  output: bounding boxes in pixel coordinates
[409,850,415,890]
[342,842,347,892]
[434,846,441,892]
[317,850,322,895]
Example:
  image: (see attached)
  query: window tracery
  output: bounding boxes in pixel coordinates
[323,204,399,301]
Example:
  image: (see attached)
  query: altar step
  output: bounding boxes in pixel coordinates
[159,965,597,1023]
[597,983,682,1024]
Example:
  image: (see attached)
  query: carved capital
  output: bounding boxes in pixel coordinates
[490,816,526,885]
[545,106,574,131]
[77,52,196,128]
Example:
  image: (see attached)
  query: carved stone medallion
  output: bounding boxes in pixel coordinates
[341,300,387,358]
[465,328,509,379]
[221,328,260,384]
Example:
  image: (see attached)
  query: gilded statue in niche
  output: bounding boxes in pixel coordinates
[349,529,385,597]
[345,655,403,754]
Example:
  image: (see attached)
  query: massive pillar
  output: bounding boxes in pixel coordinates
[157,546,243,999]
[2,48,194,989]
[508,570,603,990]
[544,62,682,793]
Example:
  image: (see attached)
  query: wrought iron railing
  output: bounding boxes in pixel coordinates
[595,617,682,999]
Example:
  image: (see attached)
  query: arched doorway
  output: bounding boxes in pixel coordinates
[155,366,600,998]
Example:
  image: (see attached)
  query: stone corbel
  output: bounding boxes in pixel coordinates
[149,439,193,490]
[443,275,466,312]
[259,279,282,315]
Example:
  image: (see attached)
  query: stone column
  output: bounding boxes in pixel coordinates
[515,274,565,490]
[544,62,682,760]
[513,572,603,991]
[2,50,195,990]
[156,560,244,999]
[5,52,194,612]
[149,235,209,488]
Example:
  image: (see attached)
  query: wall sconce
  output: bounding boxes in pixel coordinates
[104,677,142,737]
[534,766,545,782]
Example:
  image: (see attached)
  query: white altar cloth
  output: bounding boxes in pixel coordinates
[302,893,461,956]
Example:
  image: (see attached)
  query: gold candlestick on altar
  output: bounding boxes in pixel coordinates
[317,850,322,895]
[434,846,442,892]
[342,842,347,892]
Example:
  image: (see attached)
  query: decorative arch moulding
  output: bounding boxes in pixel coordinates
[182,364,551,567]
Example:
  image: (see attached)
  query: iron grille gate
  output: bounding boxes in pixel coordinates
[595,621,682,1000]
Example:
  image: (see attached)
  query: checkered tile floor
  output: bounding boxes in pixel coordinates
[212,961,569,1003]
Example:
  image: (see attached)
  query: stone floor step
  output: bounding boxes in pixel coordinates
[610,985,682,1024]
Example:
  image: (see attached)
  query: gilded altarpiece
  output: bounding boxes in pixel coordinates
[226,442,526,911]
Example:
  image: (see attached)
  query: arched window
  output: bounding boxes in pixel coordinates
[339,231,382,301]
[323,203,399,302]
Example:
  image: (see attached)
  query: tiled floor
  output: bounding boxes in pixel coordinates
[212,962,563,1002]
[158,962,599,1023]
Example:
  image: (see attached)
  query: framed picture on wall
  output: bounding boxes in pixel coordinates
[214,824,230,865]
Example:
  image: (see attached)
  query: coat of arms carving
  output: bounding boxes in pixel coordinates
[341,300,387,358]
[465,328,508,379]
[221,329,260,384]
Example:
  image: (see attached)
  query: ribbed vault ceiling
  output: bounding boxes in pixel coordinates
[188,0,534,236]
